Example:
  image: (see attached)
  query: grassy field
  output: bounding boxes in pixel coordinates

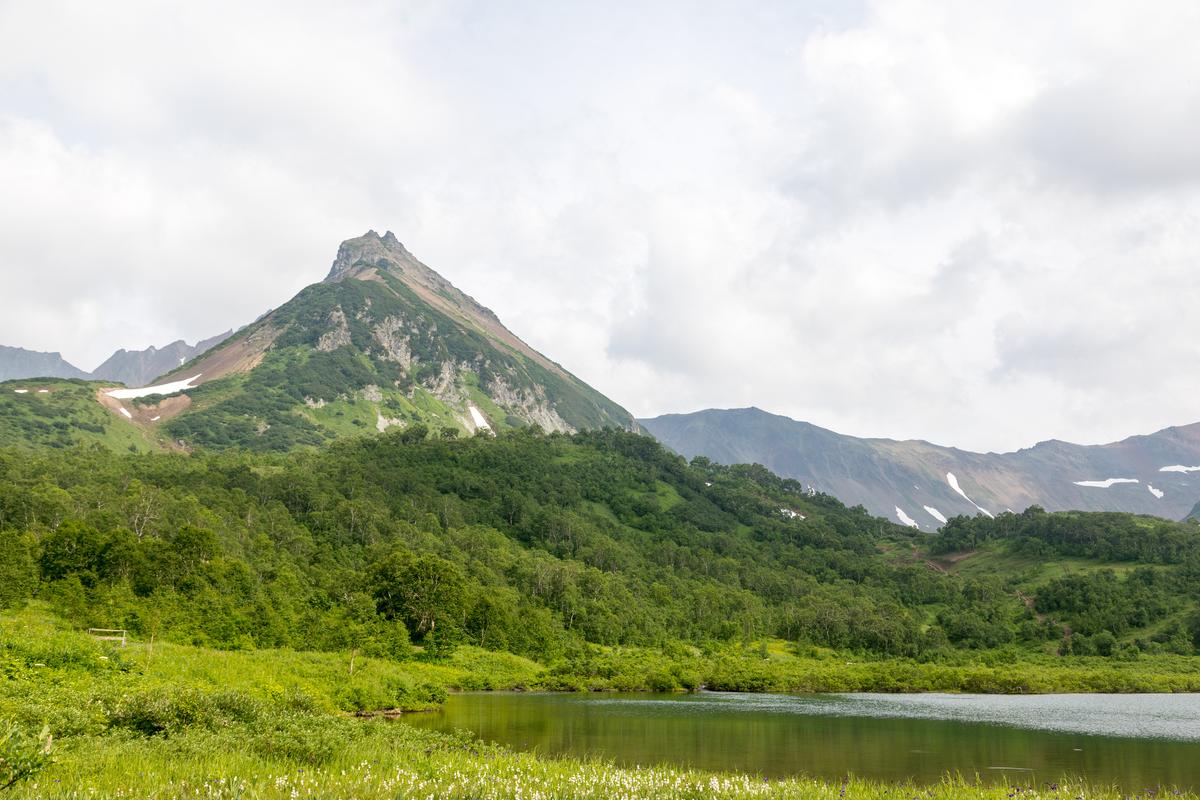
[6,608,1200,798]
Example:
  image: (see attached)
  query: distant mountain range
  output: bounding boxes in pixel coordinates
[0,346,91,382]
[640,408,1200,526]
[1,231,636,452]
[0,333,231,388]
[91,331,233,388]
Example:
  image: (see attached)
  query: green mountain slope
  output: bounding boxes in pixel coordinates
[130,231,635,450]
[0,379,166,452]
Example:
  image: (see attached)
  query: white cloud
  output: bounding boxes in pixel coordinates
[2,0,1200,451]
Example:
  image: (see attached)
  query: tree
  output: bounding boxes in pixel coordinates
[38,520,104,586]
[0,531,36,609]
[371,551,466,639]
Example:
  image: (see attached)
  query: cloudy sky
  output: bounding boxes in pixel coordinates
[3,0,1200,452]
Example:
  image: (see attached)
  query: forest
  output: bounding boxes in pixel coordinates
[5,426,1200,670]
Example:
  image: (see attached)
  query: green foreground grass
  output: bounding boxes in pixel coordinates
[11,727,1176,800]
[5,608,1200,799]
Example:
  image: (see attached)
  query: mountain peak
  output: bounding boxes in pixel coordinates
[134,231,635,449]
[325,230,414,282]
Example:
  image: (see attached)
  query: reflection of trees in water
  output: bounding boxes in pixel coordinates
[407,693,1200,791]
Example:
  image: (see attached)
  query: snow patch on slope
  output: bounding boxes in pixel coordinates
[923,506,948,524]
[946,472,994,518]
[1161,465,1200,473]
[118,407,132,419]
[468,405,491,431]
[106,374,202,400]
[1074,478,1138,488]
[895,506,919,528]
[1148,485,1164,499]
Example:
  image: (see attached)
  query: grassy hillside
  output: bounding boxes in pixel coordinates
[0,380,165,452]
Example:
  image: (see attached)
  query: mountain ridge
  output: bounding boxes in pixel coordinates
[0,334,232,388]
[640,407,1200,527]
[0,345,90,382]
[91,330,234,387]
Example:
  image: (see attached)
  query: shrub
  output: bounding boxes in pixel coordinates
[109,688,264,736]
[0,722,52,792]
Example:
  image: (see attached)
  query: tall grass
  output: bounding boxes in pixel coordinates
[4,608,1199,799]
[9,723,1187,800]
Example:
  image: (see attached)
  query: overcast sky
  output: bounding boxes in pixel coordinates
[3,1,1200,452]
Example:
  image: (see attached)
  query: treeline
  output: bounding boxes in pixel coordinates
[933,505,1200,564]
[1,429,1197,663]
[930,505,1200,655]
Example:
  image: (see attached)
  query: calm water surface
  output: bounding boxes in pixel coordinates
[404,692,1200,790]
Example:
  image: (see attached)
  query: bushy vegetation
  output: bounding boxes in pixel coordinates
[0,381,154,452]
[931,506,1200,656]
[934,505,1200,563]
[5,428,1200,669]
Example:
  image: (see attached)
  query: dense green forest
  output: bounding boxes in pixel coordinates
[5,426,1200,669]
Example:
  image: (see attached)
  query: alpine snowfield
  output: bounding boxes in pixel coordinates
[467,404,492,432]
[946,472,994,518]
[106,374,202,400]
[924,505,948,525]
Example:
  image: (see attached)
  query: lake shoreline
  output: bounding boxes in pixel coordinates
[404,690,1200,791]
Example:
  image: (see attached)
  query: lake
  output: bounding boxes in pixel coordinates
[403,691,1200,790]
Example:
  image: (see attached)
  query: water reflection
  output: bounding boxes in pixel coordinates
[403,692,1200,790]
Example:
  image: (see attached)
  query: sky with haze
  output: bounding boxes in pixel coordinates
[2,0,1200,452]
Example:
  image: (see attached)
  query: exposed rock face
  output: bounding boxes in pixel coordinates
[316,307,352,352]
[326,230,416,283]
[376,412,405,432]
[425,361,465,405]
[641,408,1200,528]
[372,316,415,369]
[488,376,571,433]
